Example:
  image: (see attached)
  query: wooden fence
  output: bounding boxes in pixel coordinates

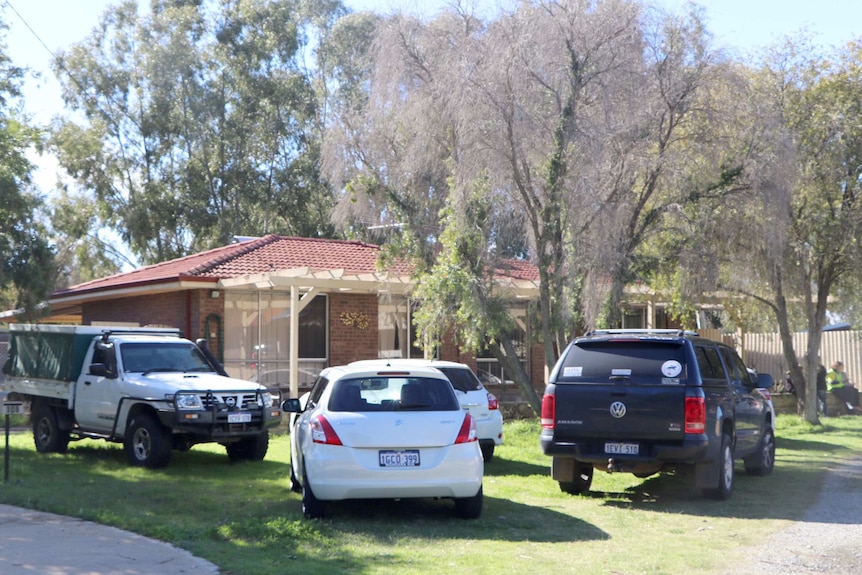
[742,330,862,387]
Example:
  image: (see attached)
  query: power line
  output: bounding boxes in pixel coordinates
[2,0,59,63]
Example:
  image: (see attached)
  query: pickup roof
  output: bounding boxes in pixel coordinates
[2,324,282,468]
[539,329,775,499]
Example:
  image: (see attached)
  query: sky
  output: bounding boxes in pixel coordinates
[3,0,861,191]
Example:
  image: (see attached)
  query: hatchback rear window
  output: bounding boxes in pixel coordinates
[329,376,460,412]
[556,341,687,384]
[436,367,483,392]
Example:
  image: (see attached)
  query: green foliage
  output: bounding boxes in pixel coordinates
[50,0,342,265]
[0,20,55,315]
[412,174,513,354]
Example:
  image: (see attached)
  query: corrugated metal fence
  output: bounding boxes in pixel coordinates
[742,330,862,387]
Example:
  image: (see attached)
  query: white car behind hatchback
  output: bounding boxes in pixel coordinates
[350,359,504,460]
[283,365,484,519]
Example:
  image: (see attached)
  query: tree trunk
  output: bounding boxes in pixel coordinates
[488,339,542,416]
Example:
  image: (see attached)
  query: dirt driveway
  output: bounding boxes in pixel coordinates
[721,455,862,574]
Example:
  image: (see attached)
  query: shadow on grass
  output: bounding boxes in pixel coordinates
[483,456,548,478]
[581,461,826,522]
[279,494,608,544]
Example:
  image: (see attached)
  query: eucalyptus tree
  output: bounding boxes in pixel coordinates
[0,17,55,317]
[51,0,342,265]
[732,38,862,423]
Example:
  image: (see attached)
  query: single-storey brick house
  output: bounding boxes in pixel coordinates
[38,235,544,401]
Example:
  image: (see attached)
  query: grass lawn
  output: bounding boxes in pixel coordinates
[2,414,861,575]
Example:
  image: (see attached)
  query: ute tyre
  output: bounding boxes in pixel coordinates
[301,470,326,519]
[226,432,269,462]
[480,442,495,462]
[703,433,733,500]
[744,428,775,476]
[32,404,70,454]
[124,413,172,469]
[559,463,593,495]
[454,485,483,519]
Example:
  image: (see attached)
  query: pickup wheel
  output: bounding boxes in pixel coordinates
[702,433,733,500]
[744,428,775,476]
[124,413,172,469]
[559,463,593,495]
[32,405,70,454]
[226,432,269,462]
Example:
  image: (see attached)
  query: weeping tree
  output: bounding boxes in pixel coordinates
[51,0,343,265]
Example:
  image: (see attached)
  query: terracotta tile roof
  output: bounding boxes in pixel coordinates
[53,235,407,297]
[494,259,541,282]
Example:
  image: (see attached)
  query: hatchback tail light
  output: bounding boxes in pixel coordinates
[541,393,555,429]
[487,392,499,410]
[684,397,706,434]
[454,413,478,444]
[309,414,343,445]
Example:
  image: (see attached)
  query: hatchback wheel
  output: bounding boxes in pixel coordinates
[301,471,326,519]
[454,486,483,519]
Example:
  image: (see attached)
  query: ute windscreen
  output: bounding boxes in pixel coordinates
[557,341,687,384]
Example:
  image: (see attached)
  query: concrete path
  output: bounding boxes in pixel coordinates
[0,504,220,575]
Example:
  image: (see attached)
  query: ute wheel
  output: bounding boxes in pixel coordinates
[559,463,593,495]
[226,432,270,462]
[703,433,734,500]
[480,442,495,462]
[32,404,70,454]
[124,413,172,469]
[454,485,483,519]
[301,470,326,519]
[744,428,775,476]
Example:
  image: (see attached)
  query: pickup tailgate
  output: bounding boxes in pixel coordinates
[553,383,687,441]
[547,338,692,448]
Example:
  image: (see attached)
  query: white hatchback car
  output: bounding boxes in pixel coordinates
[350,359,504,461]
[283,364,484,519]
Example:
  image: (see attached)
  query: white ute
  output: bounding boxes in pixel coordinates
[1,324,282,468]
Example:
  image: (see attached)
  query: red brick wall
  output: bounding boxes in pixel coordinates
[82,292,188,330]
[81,289,226,344]
[329,293,379,366]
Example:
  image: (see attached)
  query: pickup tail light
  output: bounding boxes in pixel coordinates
[684,397,706,434]
[455,413,478,444]
[541,393,556,429]
[310,414,343,445]
[487,392,499,411]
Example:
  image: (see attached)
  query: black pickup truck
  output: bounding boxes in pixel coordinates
[539,329,775,500]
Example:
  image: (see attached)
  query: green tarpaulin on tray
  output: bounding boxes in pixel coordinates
[2,326,98,382]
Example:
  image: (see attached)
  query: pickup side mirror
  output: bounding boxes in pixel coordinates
[756,373,774,389]
[282,398,302,413]
[89,363,117,379]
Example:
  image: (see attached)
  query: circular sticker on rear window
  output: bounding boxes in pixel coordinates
[661,360,683,378]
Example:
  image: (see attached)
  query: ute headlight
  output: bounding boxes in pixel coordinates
[176,393,204,410]
[261,391,273,408]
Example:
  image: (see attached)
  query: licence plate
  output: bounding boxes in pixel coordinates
[605,442,639,455]
[379,450,420,467]
[228,412,252,423]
